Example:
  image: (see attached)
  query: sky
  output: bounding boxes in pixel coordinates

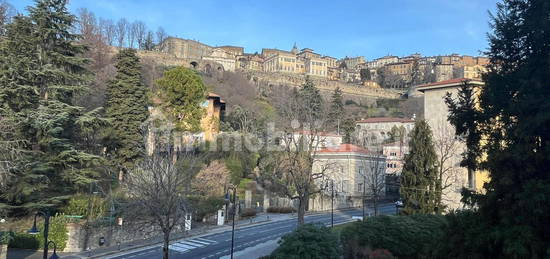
[11,0,499,60]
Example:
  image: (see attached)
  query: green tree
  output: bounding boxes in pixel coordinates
[327,87,344,131]
[0,0,106,213]
[156,66,207,132]
[360,68,371,82]
[298,76,323,122]
[271,224,341,259]
[400,120,438,214]
[446,0,550,257]
[104,48,149,176]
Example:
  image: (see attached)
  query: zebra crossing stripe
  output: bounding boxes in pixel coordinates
[180,240,205,247]
[187,239,213,245]
[195,237,216,243]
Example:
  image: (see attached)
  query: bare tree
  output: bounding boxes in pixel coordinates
[99,18,116,46]
[360,152,386,216]
[257,80,330,225]
[134,21,146,49]
[76,8,99,41]
[156,26,168,50]
[142,30,155,50]
[127,21,138,49]
[124,151,202,259]
[432,121,462,213]
[115,18,128,48]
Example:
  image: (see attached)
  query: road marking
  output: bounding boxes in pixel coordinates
[169,237,218,254]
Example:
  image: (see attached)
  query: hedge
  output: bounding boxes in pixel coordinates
[271,223,341,259]
[340,214,446,258]
[266,207,295,213]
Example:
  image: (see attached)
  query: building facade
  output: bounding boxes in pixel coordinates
[355,117,415,147]
[417,78,489,210]
[310,144,386,211]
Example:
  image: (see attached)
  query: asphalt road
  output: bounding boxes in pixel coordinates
[105,203,396,259]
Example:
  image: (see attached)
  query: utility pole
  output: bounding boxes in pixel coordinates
[362,172,366,220]
[331,180,334,228]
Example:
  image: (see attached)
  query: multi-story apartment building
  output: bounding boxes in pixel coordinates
[263,51,298,74]
[355,117,415,147]
[385,62,413,79]
[341,56,366,69]
[310,144,386,210]
[323,56,338,68]
[367,55,399,69]
[434,63,454,82]
[236,53,264,71]
[454,64,487,80]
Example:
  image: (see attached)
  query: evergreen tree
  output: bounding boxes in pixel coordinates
[327,87,344,131]
[446,0,550,256]
[104,48,149,176]
[0,0,106,212]
[400,120,438,214]
[156,66,207,132]
[298,76,323,122]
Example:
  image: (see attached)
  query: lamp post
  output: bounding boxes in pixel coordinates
[225,187,237,259]
[331,179,334,228]
[28,211,50,259]
[47,241,60,259]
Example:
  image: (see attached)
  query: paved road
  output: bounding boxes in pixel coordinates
[105,203,396,259]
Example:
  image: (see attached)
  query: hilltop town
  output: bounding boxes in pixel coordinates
[142,36,489,92]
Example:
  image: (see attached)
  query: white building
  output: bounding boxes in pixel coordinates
[310,144,386,211]
[355,117,415,147]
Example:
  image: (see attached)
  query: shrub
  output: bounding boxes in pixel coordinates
[187,195,225,221]
[271,223,341,259]
[240,208,257,218]
[266,207,295,213]
[0,231,13,245]
[62,194,108,220]
[7,214,69,250]
[8,232,39,249]
[340,214,446,258]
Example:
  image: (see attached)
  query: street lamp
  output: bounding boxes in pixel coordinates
[47,241,60,259]
[28,211,51,259]
[330,179,335,228]
[395,200,403,215]
[225,187,238,259]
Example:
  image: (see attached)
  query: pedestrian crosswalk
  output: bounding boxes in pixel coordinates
[168,237,217,253]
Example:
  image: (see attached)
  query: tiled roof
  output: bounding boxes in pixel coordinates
[357,117,415,123]
[416,78,483,89]
[318,144,370,154]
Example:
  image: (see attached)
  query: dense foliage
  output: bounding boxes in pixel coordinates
[340,215,446,258]
[0,0,107,214]
[156,66,207,132]
[104,48,149,175]
[445,0,550,257]
[271,223,341,259]
[400,120,439,214]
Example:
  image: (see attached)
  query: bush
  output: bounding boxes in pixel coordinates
[62,194,108,220]
[240,208,257,218]
[187,195,225,221]
[271,223,341,259]
[8,233,39,249]
[340,214,446,258]
[266,207,295,213]
[7,214,68,250]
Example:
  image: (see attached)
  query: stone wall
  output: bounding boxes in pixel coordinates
[244,70,402,100]
[64,220,189,252]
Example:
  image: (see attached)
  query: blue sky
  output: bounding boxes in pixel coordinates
[12,0,499,60]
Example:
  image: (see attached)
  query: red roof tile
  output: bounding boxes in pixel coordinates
[318,144,371,154]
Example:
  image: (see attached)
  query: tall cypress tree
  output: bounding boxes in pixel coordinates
[400,120,438,214]
[327,87,344,131]
[447,0,550,256]
[104,48,149,175]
